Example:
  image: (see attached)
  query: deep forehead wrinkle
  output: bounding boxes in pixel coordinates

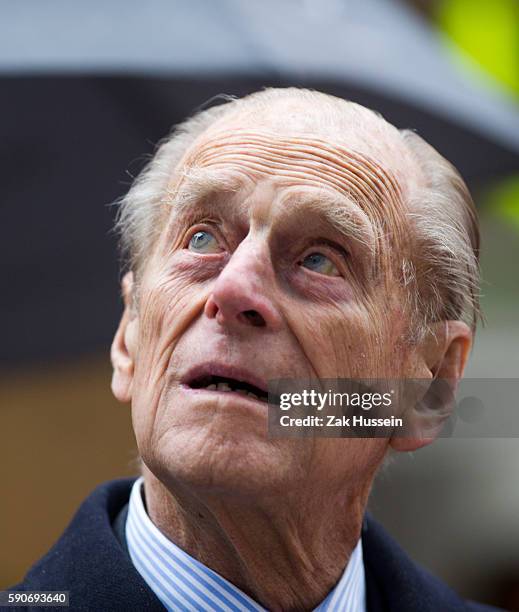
[185,128,405,214]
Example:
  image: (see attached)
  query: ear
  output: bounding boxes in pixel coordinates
[390,320,472,452]
[110,272,139,403]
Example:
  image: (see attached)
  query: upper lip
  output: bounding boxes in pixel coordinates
[181,362,269,395]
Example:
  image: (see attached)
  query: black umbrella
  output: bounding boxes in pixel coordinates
[1,0,517,364]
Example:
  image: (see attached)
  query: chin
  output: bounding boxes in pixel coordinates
[138,390,310,498]
[144,426,302,499]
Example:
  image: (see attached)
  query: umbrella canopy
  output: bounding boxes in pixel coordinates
[1,0,517,364]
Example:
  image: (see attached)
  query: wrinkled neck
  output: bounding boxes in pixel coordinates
[141,466,371,611]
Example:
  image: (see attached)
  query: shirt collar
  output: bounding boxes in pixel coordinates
[126,477,366,612]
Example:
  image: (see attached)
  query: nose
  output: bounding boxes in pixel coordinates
[204,241,282,331]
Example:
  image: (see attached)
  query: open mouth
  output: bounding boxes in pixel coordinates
[187,374,269,403]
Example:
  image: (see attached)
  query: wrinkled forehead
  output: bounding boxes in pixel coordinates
[182,127,404,210]
[169,123,416,259]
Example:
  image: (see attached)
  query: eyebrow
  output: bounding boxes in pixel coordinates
[172,165,373,228]
[166,168,245,220]
[277,186,378,259]
[166,167,380,273]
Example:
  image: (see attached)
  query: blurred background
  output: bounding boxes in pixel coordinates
[1,0,518,608]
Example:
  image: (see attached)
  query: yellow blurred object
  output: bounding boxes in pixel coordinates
[487,174,519,230]
[437,0,519,97]
[0,355,137,589]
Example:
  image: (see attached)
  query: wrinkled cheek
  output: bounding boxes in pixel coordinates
[285,299,397,379]
[132,274,210,435]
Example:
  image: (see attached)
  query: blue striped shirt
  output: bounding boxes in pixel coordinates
[126,477,366,611]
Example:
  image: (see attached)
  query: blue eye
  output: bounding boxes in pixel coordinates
[300,252,340,276]
[188,230,222,253]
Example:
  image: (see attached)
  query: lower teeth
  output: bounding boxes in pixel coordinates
[203,385,262,400]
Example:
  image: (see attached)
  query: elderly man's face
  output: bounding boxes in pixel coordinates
[112,107,448,498]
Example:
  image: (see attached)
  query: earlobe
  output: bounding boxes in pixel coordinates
[110,272,138,404]
[389,376,457,452]
[390,320,472,453]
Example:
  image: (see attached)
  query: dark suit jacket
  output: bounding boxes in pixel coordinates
[5,478,501,611]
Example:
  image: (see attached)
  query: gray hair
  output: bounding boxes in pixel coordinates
[114,88,481,339]
[399,130,481,339]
